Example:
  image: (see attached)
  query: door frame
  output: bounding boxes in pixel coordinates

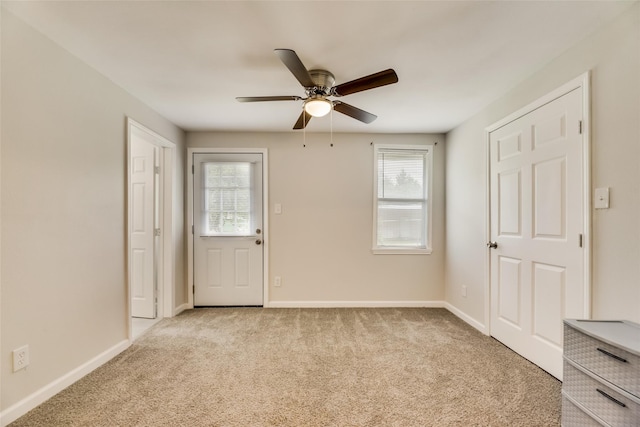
[127,118,177,334]
[484,72,592,334]
[187,147,269,308]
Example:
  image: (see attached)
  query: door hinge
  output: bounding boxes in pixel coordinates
[579,120,583,135]
[192,225,194,234]
[192,285,195,294]
[154,166,160,174]
[579,233,583,248]
[154,228,161,237]
[192,164,195,174]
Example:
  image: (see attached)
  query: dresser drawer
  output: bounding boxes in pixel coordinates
[564,361,640,426]
[562,393,608,426]
[564,324,640,398]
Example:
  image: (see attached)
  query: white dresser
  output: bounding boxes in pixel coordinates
[562,319,640,426]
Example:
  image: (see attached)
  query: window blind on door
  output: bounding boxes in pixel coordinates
[202,162,252,236]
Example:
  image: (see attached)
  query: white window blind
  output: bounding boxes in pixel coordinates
[374,146,431,252]
[202,162,252,236]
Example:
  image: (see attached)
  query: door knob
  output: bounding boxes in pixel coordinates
[487,241,498,249]
[255,239,262,245]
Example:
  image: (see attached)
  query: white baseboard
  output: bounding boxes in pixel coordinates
[173,302,190,316]
[265,301,488,337]
[0,340,130,427]
[444,302,488,335]
[267,300,446,308]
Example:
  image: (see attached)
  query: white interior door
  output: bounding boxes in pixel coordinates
[489,88,585,379]
[193,153,264,306]
[130,133,159,318]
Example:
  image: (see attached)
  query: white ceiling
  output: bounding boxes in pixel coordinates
[3,1,635,133]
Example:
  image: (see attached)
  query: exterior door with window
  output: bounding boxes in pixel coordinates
[193,153,264,306]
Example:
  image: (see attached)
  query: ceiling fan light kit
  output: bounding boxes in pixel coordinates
[304,97,332,117]
[237,48,398,129]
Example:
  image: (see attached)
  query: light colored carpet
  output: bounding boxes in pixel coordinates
[10,308,561,426]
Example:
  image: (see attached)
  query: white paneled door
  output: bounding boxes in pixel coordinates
[193,153,264,306]
[489,88,586,380]
[130,132,159,319]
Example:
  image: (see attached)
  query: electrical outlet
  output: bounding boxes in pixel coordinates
[462,286,467,298]
[274,276,282,287]
[13,345,29,372]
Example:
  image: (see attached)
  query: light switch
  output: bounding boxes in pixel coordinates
[594,187,610,209]
[274,203,282,214]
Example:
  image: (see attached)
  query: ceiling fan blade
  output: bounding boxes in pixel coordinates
[293,110,312,129]
[332,69,398,97]
[274,49,316,88]
[333,101,377,124]
[236,96,302,102]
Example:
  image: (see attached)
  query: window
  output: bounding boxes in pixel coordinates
[373,144,432,254]
[202,162,252,236]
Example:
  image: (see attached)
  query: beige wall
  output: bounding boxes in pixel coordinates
[3,0,637,421]
[188,132,445,304]
[445,4,640,326]
[1,9,185,414]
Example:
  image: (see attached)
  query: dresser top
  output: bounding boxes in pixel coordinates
[564,319,640,356]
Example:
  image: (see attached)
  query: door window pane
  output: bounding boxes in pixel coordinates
[202,162,252,235]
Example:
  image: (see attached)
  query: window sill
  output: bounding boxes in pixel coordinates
[372,248,432,255]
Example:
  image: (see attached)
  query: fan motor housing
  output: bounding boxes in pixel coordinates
[308,69,335,95]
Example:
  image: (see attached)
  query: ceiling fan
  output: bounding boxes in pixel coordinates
[236,49,399,129]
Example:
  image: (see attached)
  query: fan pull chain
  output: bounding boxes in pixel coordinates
[303,109,306,147]
[330,104,334,147]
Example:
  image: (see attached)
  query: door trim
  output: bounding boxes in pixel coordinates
[484,72,592,335]
[187,148,269,309]
[127,118,177,335]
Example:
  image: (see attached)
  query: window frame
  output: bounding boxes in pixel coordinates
[372,143,433,255]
